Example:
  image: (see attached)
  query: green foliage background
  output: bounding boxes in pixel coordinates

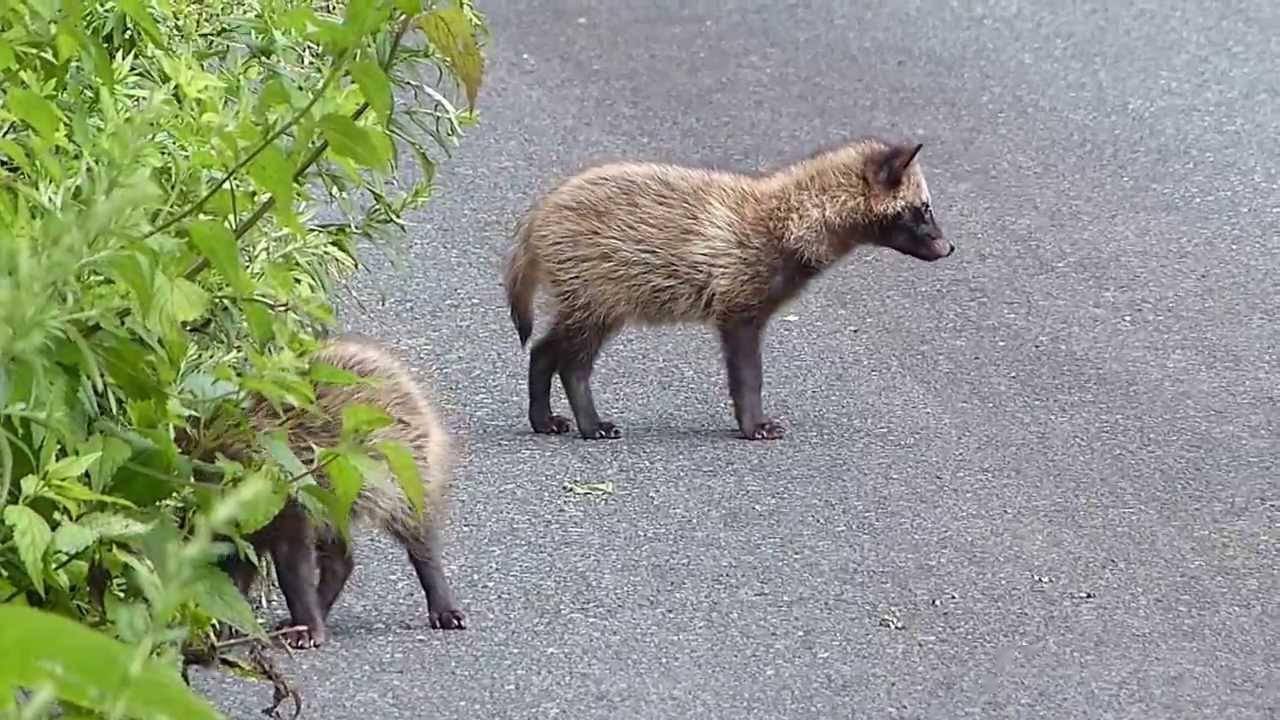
[0,0,487,716]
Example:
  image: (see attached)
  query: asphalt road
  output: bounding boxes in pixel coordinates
[194,1,1279,718]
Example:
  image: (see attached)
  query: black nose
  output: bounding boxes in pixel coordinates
[946,243,955,257]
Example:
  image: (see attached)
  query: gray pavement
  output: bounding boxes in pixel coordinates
[193,1,1280,717]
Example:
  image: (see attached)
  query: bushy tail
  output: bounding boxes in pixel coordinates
[503,217,539,347]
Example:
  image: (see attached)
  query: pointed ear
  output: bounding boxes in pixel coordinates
[870,143,924,189]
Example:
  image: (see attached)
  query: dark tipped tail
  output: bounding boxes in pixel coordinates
[503,223,538,347]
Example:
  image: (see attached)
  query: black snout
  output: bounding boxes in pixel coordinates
[946,243,955,257]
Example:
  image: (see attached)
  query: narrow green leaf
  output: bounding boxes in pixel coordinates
[0,606,223,720]
[46,451,103,480]
[118,0,168,49]
[421,5,485,109]
[319,113,390,169]
[309,361,363,387]
[47,480,139,508]
[262,431,307,479]
[3,505,52,596]
[5,88,61,141]
[188,220,252,294]
[0,137,32,175]
[78,511,153,539]
[191,565,265,639]
[350,60,393,122]
[375,439,424,515]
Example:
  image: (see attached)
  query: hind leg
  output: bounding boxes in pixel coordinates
[315,535,355,620]
[528,325,572,434]
[398,524,466,630]
[557,320,621,440]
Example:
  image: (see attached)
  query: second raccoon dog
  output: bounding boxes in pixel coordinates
[503,138,953,441]
[220,334,466,648]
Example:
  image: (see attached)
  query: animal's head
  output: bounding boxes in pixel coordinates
[863,143,953,261]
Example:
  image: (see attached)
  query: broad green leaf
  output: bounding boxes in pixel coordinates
[108,462,178,507]
[243,301,274,345]
[98,335,159,400]
[169,277,210,323]
[46,451,103,480]
[351,59,393,122]
[52,521,97,557]
[105,594,151,644]
[78,511,153,539]
[341,403,394,441]
[319,450,363,539]
[421,5,485,109]
[191,565,265,639]
[5,88,61,141]
[234,470,287,535]
[88,437,133,492]
[188,220,252,295]
[319,113,390,169]
[375,439,424,515]
[108,249,155,316]
[0,606,222,720]
[395,0,422,14]
[342,0,386,35]
[247,143,296,225]
[3,505,52,596]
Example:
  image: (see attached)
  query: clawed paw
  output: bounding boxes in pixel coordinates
[532,414,573,434]
[275,622,327,649]
[429,609,467,630]
[580,422,622,440]
[744,420,785,440]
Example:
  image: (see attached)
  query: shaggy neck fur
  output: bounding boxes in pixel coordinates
[753,141,908,267]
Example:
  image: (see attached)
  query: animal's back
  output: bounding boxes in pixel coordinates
[276,336,451,530]
[526,162,768,325]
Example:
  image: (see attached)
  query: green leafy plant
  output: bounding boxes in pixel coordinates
[0,0,487,716]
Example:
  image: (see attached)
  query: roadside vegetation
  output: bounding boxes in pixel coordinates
[0,1,486,716]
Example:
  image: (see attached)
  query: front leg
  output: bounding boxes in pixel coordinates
[268,506,329,649]
[718,317,784,440]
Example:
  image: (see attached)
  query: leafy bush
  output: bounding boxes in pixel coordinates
[0,0,487,716]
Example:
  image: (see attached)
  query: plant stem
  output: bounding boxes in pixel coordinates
[144,50,353,242]
[180,15,415,282]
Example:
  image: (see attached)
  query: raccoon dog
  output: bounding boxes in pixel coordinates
[502,138,953,441]
[220,334,465,648]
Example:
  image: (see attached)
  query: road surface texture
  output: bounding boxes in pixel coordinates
[193,0,1279,718]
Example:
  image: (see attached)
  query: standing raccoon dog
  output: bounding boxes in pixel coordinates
[220,335,466,648]
[502,138,953,441]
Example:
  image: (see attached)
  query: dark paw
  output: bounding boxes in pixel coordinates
[743,419,785,440]
[532,414,572,434]
[275,622,327,649]
[429,608,467,630]
[580,422,622,440]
